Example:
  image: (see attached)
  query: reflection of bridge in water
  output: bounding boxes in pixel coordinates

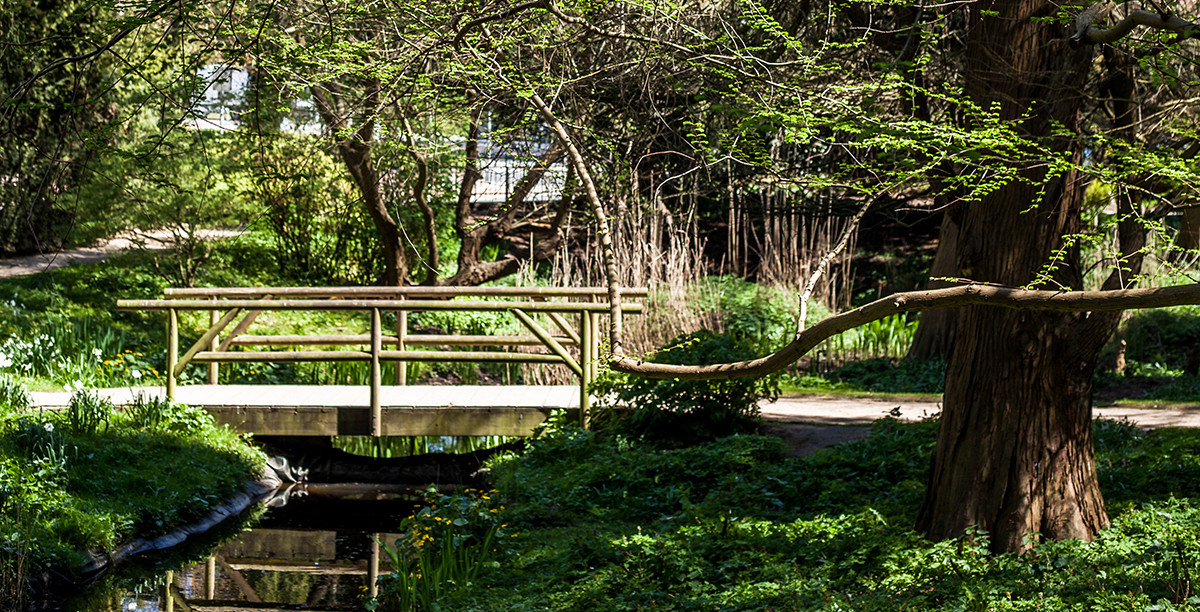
[112,286,646,437]
[153,483,421,610]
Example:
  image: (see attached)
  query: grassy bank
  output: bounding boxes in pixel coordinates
[0,377,266,607]
[370,417,1200,611]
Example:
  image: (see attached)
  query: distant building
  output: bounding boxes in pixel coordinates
[189,65,564,202]
[188,64,250,131]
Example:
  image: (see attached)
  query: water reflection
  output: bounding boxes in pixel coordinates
[62,484,424,612]
[333,435,516,458]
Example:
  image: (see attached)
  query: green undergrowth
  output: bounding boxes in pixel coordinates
[372,417,1200,611]
[785,357,947,395]
[0,382,265,606]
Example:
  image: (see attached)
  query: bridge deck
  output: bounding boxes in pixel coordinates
[30,385,579,437]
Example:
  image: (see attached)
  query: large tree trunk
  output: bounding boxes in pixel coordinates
[915,0,1116,553]
[445,101,571,287]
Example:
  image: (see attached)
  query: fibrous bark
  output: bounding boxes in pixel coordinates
[915,0,1109,552]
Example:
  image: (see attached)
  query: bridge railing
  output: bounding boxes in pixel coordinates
[117,286,646,434]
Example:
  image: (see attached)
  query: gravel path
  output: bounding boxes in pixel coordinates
[761,395,1200,428]
[759,394,1200,455]
[0,229,242,279]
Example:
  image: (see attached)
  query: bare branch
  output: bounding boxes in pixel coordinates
[796,188,889,333]
[400,115,439,285]
[611,283,1200,380]
[453,0,546,49]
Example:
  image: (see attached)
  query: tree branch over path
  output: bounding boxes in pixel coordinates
[610,283,1200,379]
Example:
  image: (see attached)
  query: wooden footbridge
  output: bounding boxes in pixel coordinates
[114,286,645,437]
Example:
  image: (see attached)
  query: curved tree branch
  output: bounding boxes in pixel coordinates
[611,283,1200,379]
[1074,1,1200,44]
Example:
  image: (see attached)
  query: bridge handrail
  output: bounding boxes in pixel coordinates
[117,299,643,312]
[162,286,648,299]
[117,286,647,434]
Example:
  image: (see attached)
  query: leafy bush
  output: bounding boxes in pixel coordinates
[593,329,779,446]
[1117,305,1200,372]
[826,356,947,393]
[717,282,796,352]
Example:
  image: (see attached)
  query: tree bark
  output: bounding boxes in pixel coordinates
[914,0,1113,552]
[905,212,959,361]
[1178,206,1200,255]
[444,101,571,287]
[310,80,408,286]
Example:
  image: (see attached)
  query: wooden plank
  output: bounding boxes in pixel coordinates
[208,406,341,436]
[219,528,337,561]
[165,286,648,298]
[189,350,566,364]
[80,385,580,436]
[227,334,577,346]
[118,298,645,313]
[224,562,367,575]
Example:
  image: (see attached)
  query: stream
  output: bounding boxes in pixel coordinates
[49,482,427,611]
[28,435,511,611]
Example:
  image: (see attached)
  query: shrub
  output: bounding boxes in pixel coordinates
[593,329,779,446]
[828,356,947,393]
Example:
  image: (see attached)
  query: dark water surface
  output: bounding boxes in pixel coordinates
[52,483,425,612]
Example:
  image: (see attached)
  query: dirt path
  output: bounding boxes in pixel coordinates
[0,229,242,279]
[759,394,1200,456]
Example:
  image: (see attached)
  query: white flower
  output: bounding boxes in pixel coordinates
[0,353,11,369]
[92,348,102,358]
[43,422,53,433]
[130,369,142,380]
[66,380,84,393]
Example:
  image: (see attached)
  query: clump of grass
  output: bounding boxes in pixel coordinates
[372,488,506,611]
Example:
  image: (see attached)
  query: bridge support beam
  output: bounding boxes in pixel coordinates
[370,308,382,436]
[167,308,178,401]
[580,311,594,428]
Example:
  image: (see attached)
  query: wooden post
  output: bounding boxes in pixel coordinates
[205,555,216,599]
[589,311,599,385]
[164,570,174,612]
[370,308,382,436]
[579,311,592,428]
[395,309,407,385]
[369,535,380,598]
[167,308,178,401]
[208,306,219,385]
